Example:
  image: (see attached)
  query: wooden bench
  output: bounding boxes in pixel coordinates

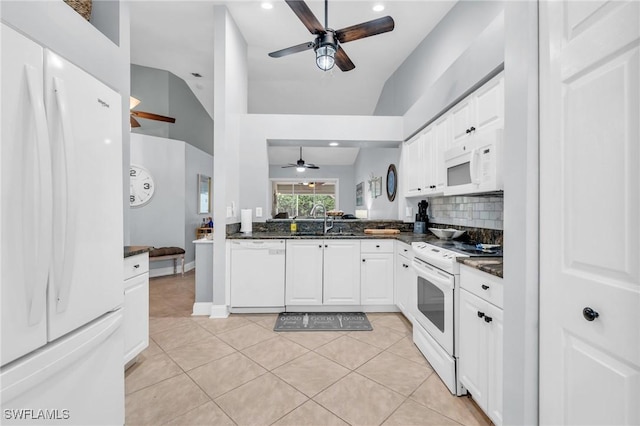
[149,247,185,277]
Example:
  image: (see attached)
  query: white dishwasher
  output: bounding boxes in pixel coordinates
[230,239,286,312]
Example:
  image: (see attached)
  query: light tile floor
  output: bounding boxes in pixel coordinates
[125,271,492,426]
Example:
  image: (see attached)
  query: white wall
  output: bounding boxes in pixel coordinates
[130,134,186,257]
[353,148,400,219]
[213,6,248,313]
[185,144,214,266]
[130,134,213,274]
[239,114,403,221]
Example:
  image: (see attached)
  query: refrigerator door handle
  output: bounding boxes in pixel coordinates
[24,64,53,326]
[51,77,78,314]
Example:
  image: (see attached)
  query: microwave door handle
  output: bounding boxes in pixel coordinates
[469,148,480,185]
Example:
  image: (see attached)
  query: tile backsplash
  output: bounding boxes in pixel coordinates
[428,195,503,230]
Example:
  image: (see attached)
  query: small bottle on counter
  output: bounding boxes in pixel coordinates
[290,220,297,233]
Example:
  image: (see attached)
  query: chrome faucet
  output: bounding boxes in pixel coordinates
[311,203,334,233]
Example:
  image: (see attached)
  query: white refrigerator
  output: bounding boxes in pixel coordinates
[0,23,125,425]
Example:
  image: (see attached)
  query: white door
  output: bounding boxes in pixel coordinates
[0,24,51,366]
[323,240,361,305]
[404,134,424,195]
[540,1,640,425]
[44,50,124,341]
[285,240,323,305]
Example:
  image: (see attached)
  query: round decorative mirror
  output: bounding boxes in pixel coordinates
[386,164,397,202]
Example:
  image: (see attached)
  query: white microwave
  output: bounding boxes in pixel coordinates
[444,129,503,196]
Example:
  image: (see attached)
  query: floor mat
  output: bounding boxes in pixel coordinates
[274,312,373,331]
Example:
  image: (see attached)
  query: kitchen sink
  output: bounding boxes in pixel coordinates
[293,232,360,237]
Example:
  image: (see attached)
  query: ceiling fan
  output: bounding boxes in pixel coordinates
[269,0,395,72]
[129,96,176,128]
[282,147,319,171]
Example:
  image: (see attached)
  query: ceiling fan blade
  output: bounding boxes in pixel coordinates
[281,164,298,168]
[335,47,355,72]
[131,110,176,123]
[304,164,319,169]
[130,116,141,128]
[335,16,395,44]
[269,41,315,58]
[285,0,325,35]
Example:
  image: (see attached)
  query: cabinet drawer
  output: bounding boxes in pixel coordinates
[361,240,394,253]
[460,264,503,309]
[124,254,149,280]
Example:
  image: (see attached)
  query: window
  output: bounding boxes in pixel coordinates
[273,181,337,217]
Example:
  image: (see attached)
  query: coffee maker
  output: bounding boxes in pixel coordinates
[414,200,429,233]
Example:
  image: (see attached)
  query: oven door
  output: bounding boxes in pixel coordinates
[412,257,454,355]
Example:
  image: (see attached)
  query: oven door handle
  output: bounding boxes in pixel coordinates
[412,259,454,291]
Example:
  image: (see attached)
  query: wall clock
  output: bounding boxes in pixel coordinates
[386,164,397,202]
[129,165,155,207]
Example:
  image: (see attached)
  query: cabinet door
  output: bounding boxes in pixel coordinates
[433,116,449,192]
[458,289,488,409]
[285,240,323,305]
[404,134,424,195]
[450,95,474,148]
[124,272,149,364]
[323,240,361,305]
[395,254,411,315]
[486,303,504,426]
[473,73,504,134]
[361,253,394,305]
[422,127,435,193]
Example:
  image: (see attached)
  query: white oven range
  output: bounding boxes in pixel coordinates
[411,241,468,396]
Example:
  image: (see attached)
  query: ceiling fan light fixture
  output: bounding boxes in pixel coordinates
[296,166,306,172]
[315,44,336,71]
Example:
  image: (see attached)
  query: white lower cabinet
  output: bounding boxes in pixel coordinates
[395,242,414,322]
[458,265,503,425]
[123,253,149,366]
[285,240,324,305]
[285,239,360,306]
[324,240,361,305]
[361,240,394,305]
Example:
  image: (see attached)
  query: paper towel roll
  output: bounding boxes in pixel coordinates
[240,209,252,233]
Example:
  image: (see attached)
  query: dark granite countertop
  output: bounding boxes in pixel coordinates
[457,257,503,278]
[226,231,435,245]
[124,245,153,258]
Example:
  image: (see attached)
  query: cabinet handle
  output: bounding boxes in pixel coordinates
[376,245,380,248]
[484,316,493,323]
[133,264,140,269]
[362,259,366,263]
[477,311,485,318]
[318,245,322,248]
[466,128,472,134]
[481,284,489,290]
[466,126,476,134]
[403,264,409,268]
[325,244,328,248]
[403,249,408,252]
[583,307,599,322]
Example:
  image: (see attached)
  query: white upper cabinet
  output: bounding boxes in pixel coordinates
[403,72,504,199]
[449,73,504,150]
[404,133,425,196]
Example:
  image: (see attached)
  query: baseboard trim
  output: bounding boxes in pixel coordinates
[149,261,195,278]
[192,302,213,316]
[210,304,229,318]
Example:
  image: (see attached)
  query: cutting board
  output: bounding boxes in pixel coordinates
[364,229,400,235]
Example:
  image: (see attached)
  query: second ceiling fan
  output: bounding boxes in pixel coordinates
[269,0,395,72]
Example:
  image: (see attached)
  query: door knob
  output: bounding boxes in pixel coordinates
[583,307,600,322]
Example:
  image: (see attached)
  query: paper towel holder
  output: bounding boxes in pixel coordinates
[240,209,253,234]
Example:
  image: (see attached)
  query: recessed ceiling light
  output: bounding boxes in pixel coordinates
[372,4,385,12]
[329,142,339,146]
[261,2,273,10]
